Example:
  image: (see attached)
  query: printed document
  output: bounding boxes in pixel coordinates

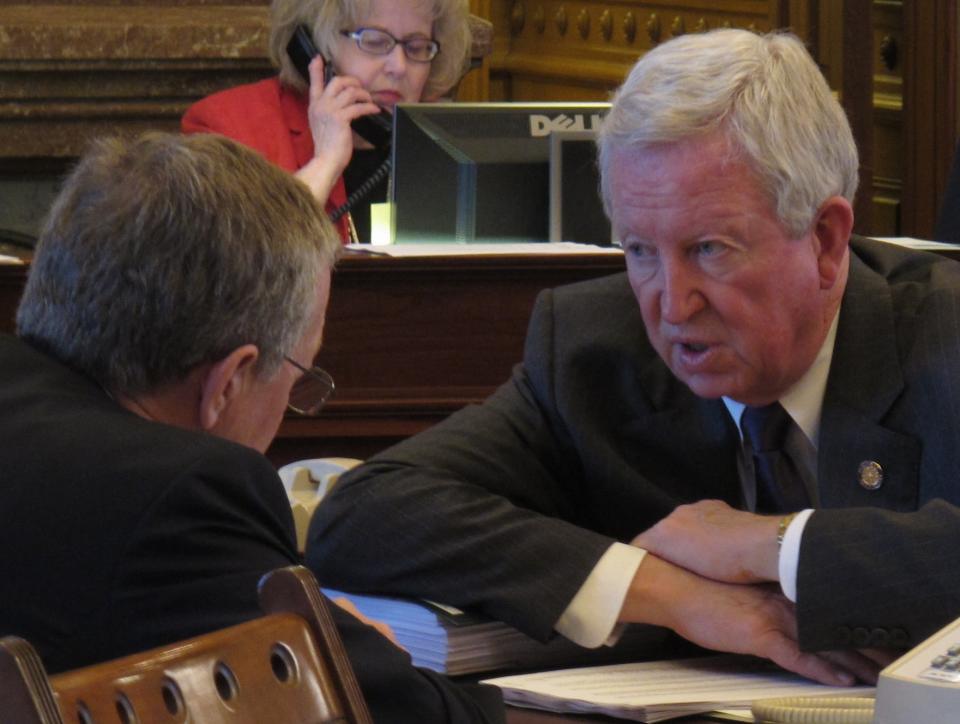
[482,655,872,722]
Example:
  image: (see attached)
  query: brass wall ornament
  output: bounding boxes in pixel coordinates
[555,5,568,36]
[624,11,637,44]
[694,17,708,33]
[880,34,898,71]
[532,4,545,34]
[577,8,590,39]
[600,9,613,42]
[671,15,685,37]
[646,13,661,44]
[510,1,525,36]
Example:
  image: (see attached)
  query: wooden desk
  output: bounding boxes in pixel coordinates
[272,250,624,464]
[0,249,625,464]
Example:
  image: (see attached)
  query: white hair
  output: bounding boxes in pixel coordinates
[598,29,859,237]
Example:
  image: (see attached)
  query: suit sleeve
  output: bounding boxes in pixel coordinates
[306,288,615,641]
[330,603,505,723]
[796,500,960,650]
[794,245,960,651]
[105,448,504,722]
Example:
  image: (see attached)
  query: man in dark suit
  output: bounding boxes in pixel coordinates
[307,28,960,685]
[0,132,504,722]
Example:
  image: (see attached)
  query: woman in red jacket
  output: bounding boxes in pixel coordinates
[183,0,471,243]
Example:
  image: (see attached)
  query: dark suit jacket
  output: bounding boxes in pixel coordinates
[308,236,960,652]
[181,77,352,242]
[0,336,503,723]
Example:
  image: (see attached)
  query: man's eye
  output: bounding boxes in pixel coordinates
[694,241,725,257]
[625,242,656,259]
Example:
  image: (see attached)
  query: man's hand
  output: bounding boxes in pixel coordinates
[332,597,404,650]
[620,554,872,686]
[632,499,781,583]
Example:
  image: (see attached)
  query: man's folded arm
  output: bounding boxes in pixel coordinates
[555,542,646,647]
[796,500,960,650]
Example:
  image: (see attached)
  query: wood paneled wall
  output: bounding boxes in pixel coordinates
[0,2,271,162]
[477,0,954,240]
[0,1,956,238]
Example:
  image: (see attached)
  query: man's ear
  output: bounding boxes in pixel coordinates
[197,344,260,431]
[812,196,854,290]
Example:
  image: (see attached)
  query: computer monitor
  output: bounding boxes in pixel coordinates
[390,102,609,244]
[548,129,614,245]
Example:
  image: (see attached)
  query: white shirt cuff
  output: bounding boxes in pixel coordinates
[777,508,814,602]
[554,542,646,648]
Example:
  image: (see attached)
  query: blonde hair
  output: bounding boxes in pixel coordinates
[270,0,471,99]
[598,29,859,237]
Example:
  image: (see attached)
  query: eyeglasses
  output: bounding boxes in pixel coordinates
[284,356,336,416]
[340,27,440,63]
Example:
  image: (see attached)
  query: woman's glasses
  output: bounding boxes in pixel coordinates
[340,27,440,62]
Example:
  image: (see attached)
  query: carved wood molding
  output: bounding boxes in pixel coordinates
[0,4,273,159]
[489,1,776,97]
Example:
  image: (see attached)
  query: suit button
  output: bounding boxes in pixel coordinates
[836,626,853,646]
[852,627,870,646]
[891,628,909,647]
[869,628,890,647]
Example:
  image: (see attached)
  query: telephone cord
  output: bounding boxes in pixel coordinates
[330,158,391,223]
[751,695,874,723]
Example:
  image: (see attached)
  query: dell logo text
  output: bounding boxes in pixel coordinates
[528,114,605,137]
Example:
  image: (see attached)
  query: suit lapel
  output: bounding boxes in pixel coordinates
[631,354,743,505]
[817,244,921,510]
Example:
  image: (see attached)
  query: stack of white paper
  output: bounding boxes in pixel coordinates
[322,589,616,675]
[482,655,873,722]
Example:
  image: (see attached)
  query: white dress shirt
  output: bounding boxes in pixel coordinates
[554,312,839,646]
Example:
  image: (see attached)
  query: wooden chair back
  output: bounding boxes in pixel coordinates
[0,566,371,724]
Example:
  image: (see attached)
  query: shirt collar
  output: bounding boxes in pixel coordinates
[723,308,840,449]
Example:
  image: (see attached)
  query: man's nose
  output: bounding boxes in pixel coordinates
[659,263,706,324]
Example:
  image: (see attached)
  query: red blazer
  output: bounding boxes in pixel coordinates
[182,77,352,242]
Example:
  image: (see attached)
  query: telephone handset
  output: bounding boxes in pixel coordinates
[286,25,393,150]
[750,615,960,723]
[286,25,393,225]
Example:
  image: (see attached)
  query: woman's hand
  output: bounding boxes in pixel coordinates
[294,56,382,202]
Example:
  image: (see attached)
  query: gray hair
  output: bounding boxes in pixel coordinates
[270,0,472,99]
[598,29,859,237]
[17,132,340,396]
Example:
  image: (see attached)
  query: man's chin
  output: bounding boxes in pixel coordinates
[677,373,738,401]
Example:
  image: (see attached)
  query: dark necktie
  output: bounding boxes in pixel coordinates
[741,402,811,514]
